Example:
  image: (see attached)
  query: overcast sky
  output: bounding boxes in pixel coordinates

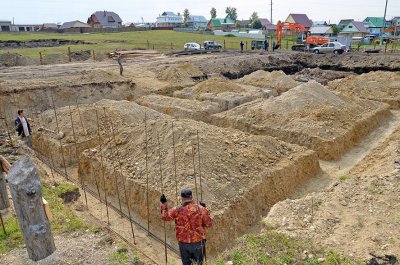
[1,0,399,25]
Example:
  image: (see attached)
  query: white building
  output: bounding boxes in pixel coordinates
[156,12,183,27]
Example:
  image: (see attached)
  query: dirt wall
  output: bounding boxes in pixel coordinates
[77,119,320,255]
[212,81,392,160]
[136,94,221,123]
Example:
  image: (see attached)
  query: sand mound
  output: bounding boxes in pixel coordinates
[328,71,400,108]
[33,99,168,166]
[0,53,37,67]
[212,81,391,160]
[137,94,221,123]
[238,70,300,94]
[157,62,205,81]
[79,118,319,254]
[173,78,269,110]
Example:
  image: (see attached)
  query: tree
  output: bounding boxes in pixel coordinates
[235,21,242,29]
[252,19,262,29]
[331,24,339,36]
[183,9,190,23]
[177,12,181,17]
[210,7,217,19]
[250,12,259,23]
[225,7,238,21]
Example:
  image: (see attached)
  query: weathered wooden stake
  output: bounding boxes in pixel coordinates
[68,47,71,62]
[171,121,179,204]
[144,113,150,233]
[8,156,56,261]
[0,167,10,210]
[192,146,199,202]
[92,50,96,61]
[196,130,203,202]
[0,212,6,235]
[39,52,43,65]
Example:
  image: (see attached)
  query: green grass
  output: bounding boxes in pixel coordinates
[218,229,363,265]
[0,31,292,60]
[107,245,141,264]
[0,183,89,254]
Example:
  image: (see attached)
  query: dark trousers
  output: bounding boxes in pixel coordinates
[178,240,206,265]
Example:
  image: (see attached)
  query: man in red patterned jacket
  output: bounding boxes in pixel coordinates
[160,188,212,265]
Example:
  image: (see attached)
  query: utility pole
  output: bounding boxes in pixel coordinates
[270,0,273,24]
[380,0,388,46]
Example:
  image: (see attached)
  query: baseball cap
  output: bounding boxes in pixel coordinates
[181,188,192,198]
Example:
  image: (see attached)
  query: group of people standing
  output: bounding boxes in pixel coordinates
[240,39,276,52]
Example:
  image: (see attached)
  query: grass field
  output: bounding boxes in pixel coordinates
[0,30,268,59]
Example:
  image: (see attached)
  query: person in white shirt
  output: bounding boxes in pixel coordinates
[15,110,32,147]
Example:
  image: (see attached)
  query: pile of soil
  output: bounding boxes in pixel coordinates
[71,50,92,61]
[157,62,206,82]
[79,118,319,254]
[266,171,400,260]
[174,78,268,110]
[237,70,300,94]
[136,94,221,123]
[34,99,168,166]
[293,67,355,84]
[328,71,400,108]
[0,53,37,67]
[212,81,391,160]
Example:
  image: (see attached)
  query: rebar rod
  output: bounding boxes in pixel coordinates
[68,105,88,207]
[103,107,123,217]
[95,108,110,225]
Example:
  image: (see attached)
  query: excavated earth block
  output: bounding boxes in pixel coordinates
[328,71,400,109]
[212,81,391,160]
[32,99,168,167]
[136,94,221,123]
[78,119,320,255]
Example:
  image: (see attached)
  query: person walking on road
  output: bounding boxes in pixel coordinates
[160,188,213,265]
[240,41,244,53]
[15,110,32,148]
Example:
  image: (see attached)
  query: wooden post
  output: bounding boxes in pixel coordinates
[286,41,289,50]
[7,51,11,66]
[246,41,248,51]
[374,42,376,50]
[147,40,150,50]
[170,42,173,52]
[0,167,10,210]
[39,52,43,65]
[68,47,71,62]
[385,42,388,53]
[92,50,96,61]
[224,39,226,49]
[152,44,155,50]
[8,156,56,261]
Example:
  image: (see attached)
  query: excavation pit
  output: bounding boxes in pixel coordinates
[32,99,168,167]
[212,81,391,160]
[78,119,320,255]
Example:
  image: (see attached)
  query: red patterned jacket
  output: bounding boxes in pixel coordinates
[161,201,213,243]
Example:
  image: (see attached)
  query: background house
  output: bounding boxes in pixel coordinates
[285,14,312,29]
[0,21,12,32]
[259,18,276,33]
[60,21,91,30]
[339,21,368,38]
[208,17,235,31]
[309,25,333,36]
[338,19,354,31]
[156,12,183,27]
[187,15,208,30]
[87,11,122,28]
[363,17,388,36]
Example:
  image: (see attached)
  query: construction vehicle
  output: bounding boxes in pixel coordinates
[276,21,329,51]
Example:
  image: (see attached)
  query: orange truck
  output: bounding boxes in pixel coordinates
[276,21,329,51]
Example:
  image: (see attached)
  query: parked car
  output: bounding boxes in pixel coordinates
[184,42,201,51]
[312,42,347,54]
[204,41,222,50]
[251,40,265,50]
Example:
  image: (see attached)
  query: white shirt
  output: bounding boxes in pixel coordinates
[19,117,30,137]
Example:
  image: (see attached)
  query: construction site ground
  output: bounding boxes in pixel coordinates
[0,50,399,264]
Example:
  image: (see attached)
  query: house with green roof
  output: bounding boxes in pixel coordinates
[363,17,389,36]
[207,17,235,31]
